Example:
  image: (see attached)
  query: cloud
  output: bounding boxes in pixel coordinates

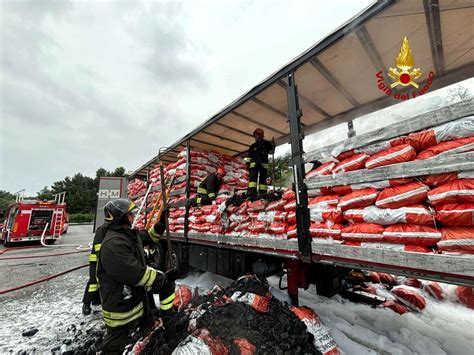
[1,0,379,195]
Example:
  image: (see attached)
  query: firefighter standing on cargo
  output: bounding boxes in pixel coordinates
[190,167,226,206]
[82,221,109,315]
[96,199,179,353]
[245,128,275,197]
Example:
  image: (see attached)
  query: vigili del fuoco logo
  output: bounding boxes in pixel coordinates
[376,36,435,100]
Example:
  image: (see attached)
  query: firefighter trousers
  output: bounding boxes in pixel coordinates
[101,323,134,354]
[190,194,212,207]
[82,281,101,305]
[248,167,268,195]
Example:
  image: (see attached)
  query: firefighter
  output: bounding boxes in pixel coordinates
[190,167,226,206]
[81,221,109,315]
[245,128,275,197]
[97,199,179,353]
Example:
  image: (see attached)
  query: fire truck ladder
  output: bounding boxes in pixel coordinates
[52,192,66,238]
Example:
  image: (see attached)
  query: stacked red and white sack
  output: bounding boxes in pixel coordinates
[168,149,248,234]
[127,148,249,230]
[304,116,474,254]
[221,194,292,238]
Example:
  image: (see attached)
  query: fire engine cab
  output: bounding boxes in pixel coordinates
[1,193,68,247]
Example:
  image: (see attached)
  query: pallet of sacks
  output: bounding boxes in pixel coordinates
[166,148,249,233]
[304,115,474,255]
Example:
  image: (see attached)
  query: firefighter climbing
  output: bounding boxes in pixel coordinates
[245,128,275,197]
[190,167,226,206]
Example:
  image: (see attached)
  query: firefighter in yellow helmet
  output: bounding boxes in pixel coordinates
[96,199,179,353]
[245,128,275,197]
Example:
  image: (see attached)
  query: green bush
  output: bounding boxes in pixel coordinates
[69,213,94,223]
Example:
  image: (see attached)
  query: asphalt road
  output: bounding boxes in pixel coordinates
[0,224,103,353]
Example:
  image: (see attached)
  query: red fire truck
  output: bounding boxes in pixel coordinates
[1,193,68,247]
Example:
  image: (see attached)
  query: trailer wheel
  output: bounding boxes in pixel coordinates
[165,244,180,271]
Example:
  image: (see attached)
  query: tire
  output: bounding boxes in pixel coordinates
[165,244,180,271]
[46,239,57,245]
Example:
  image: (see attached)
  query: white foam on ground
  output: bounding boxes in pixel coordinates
[267,276,474,355]
[1,269,473,354]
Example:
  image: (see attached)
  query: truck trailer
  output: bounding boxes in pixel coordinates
[125,0,473,304]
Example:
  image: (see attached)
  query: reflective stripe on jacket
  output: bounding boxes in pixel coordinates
[197,174,221,200]
[246,139,275,167]
[97,224,165,328]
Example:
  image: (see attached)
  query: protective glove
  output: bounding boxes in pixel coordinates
[159,208,169,225]
[165,268,180,283]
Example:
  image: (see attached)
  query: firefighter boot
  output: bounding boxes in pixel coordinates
[82,302,91,316]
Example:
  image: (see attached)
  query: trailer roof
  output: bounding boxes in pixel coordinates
[130,0,473,178]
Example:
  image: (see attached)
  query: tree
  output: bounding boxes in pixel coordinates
[0,190,15,210]
[37,186,54,201]
[268,153,292,187]
[445,85,472,104]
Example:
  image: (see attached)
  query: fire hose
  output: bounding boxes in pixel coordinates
[0,249,89,261]
[0,245,44,255]
[40,223,91,251]
[0,264,88,295]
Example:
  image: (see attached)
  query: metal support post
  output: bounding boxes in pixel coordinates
[181,140,191,266]
[347,120,356,138]
[286,72,312,262]
[286,259,310,306]
[144,167,149,227]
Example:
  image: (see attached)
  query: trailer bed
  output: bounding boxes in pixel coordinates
[169,231,474,286]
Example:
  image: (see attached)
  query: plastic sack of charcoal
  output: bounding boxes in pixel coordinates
[232,338,256,355]
[230,291,271,313]
[256,211,287,223]
[172,328,228,355]
[290,306,340,355]
[174,285,193,311]
[408,115,474,152]
[416,136,474,160]
[390,285,426,312]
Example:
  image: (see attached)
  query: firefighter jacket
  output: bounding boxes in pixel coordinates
[197,173,222,200]
[85,223,110,295]
[245,139,275,168]
[97,224,171,328]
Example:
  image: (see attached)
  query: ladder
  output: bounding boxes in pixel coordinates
[52,192,66,238]
[145,173,176,229]
[52,208,63,238]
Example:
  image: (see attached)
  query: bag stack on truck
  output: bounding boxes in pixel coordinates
[304,116,474,256]
[127,148,250,230]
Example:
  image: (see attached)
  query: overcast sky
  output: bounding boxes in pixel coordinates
[1,0,379,195]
